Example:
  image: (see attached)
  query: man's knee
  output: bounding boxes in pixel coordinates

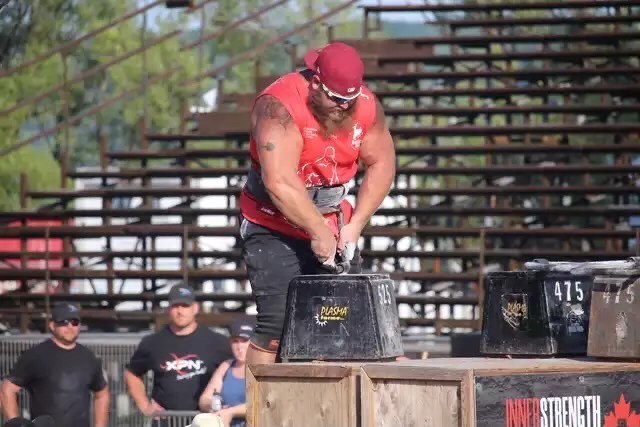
[252,294,287,355]
[247,340,279,365]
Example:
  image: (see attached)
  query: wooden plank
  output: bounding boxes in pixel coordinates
[5,205,640,220]
[2,224,637,239]
[365,357,640,375]
[460,372,475,427]
[0,248,636,263]
[364,0,640,13]
[360,369,374,427]
[145,122,640,140]
[362,376,461,427]
[375,85,640,98]
[246,364,259,427]
[472,358,640,376]
[365,66,640,82]
[375,49,640,64]
[248,362,359,427]
[106,142,640,160]
[24,183,640,199]
[445,14,640,28]
[250,363,354,378]
[363,363,468,381]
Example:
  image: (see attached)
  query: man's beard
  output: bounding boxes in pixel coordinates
[308,89,356,138]
[52,329,79,346]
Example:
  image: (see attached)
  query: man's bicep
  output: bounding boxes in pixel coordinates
[90,357,108,391]
[126,340,152,376]
[7,351,34,387]
[360,99,395,167]
[252,95,302,179]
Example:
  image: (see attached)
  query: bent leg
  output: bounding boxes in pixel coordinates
[242,221,303,364]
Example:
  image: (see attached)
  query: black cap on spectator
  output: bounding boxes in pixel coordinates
[51,302,81,323]
[229,318,255,340]
[168,283,196,305]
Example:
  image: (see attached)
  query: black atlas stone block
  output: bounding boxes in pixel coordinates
[450,331,482,357]
[480,262,593,356]
[279,274,404,361]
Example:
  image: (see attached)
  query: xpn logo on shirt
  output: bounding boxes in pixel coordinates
[160,353,207,381]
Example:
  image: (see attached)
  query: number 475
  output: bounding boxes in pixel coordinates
[554,280,584,302]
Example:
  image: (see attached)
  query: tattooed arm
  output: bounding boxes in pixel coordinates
[252,94,336,261]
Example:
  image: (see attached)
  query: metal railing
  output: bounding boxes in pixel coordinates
[0,334,148,427]
[144,411,200,427]
[0,335,243,426]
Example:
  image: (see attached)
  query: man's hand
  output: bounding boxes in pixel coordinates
[214,408,234,427]
[310,224,337,264]
[337,221,362,259]
[140,399,165,417]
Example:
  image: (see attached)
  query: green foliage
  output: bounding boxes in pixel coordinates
[0,0,203,209]
[0,0,362,209]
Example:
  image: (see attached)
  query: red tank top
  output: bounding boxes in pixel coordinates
[240,71,377,240]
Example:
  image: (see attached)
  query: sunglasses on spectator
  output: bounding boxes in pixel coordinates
[55,319,80,327]
[321,83,361,105]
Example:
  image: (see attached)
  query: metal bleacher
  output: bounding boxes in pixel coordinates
[0,0,639,338]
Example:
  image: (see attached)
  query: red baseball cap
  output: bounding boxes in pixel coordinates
[304,42,364,100]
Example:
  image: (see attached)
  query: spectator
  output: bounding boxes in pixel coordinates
[125,284,232,426]
[199,318,254,427]
[0,303,109,427]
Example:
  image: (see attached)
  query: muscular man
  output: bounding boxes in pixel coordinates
[239,42,396,364]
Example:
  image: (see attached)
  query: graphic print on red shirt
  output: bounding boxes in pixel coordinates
[240,71,377,239]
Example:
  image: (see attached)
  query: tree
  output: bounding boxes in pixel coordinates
[0,0,362,210]
[0,0,200,209]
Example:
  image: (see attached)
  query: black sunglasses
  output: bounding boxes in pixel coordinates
[55,319,80,327]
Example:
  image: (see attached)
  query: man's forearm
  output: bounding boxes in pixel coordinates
[124,371,150,410]
[230,403,247,417]
[266,176,328,237]
[0,382,20,419]
[93,389,110,427]
[351,161,395,229]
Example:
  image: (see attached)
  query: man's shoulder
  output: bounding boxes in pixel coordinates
[258,72,307,105]
[17,339,52,359]
[137,327,170,346]
[73,342,99,358]
[195,325,227,342]
[262,71,305,92]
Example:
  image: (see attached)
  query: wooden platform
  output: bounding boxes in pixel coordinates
[247,358,640,427]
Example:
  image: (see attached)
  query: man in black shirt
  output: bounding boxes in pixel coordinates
[0,303,109,427]
[125,284,232,424]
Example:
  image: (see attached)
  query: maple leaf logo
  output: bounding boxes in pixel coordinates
[604,395,640,427]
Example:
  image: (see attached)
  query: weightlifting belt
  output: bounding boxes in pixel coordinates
[245,168,348,214]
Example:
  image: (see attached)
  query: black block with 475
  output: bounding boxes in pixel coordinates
[481,267,593,356]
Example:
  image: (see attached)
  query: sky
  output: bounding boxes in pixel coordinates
[137,0,431,29]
